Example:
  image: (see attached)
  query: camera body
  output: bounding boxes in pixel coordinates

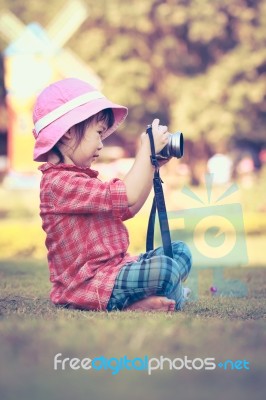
[146,124,184,160]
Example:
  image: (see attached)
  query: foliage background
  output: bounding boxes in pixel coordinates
[0,0,266,148]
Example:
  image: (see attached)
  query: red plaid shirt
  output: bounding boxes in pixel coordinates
[39,162,138,310]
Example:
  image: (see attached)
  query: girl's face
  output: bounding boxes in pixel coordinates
[63,120,106,168]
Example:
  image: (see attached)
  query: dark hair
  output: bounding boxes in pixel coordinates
[51,108,114,164]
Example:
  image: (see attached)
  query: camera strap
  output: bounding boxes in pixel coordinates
[146,125,173,258]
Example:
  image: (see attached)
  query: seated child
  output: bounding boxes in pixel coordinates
[32,78,192,312]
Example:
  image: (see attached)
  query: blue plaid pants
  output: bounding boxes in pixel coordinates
[106,241,192,311]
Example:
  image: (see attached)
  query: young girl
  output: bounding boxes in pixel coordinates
[33,78,192,312]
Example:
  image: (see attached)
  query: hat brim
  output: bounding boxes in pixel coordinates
[33,98,127,162]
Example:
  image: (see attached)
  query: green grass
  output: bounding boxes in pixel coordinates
[0,259,265,400]
[0,259,265,320]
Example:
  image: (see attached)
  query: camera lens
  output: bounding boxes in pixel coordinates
[169,131,183,158]
[146,124,184,160]
[157,131,183,160]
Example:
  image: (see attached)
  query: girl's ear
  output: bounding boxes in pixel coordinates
[64,129,72,139]
[61,129,73,142]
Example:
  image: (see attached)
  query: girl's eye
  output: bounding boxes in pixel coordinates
[98,131,102,136]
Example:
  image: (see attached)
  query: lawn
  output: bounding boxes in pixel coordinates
[0,259,265,400]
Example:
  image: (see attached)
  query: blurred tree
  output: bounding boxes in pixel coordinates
[0,0,265,150]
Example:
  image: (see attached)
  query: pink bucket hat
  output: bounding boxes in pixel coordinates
[32,78,128,162]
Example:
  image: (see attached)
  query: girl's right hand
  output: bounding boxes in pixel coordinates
[125,118,169,210]
[140,118,169,154]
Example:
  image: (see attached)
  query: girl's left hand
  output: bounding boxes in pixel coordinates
[158,158,171,167]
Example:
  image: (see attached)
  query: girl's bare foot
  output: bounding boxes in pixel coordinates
[168,301,176,312]
[124,296,176,312]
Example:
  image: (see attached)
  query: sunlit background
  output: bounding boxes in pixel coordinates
[0,0,265,264]
[0,1,265,400]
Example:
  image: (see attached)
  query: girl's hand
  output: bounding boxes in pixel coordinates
[124,119,170,211]
[158,158,171,167]
[151,118,169,153]
[140,118,169,154]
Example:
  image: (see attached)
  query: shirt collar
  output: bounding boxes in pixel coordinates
[38,162,99,177]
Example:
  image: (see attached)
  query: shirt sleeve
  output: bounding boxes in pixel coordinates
[49,171,130,219]
[121,207,134,221]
